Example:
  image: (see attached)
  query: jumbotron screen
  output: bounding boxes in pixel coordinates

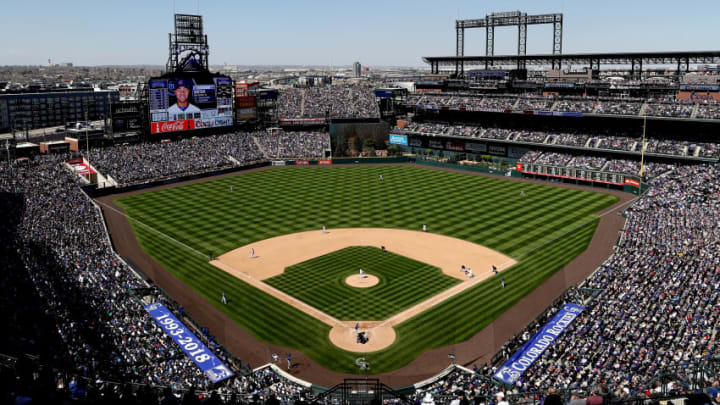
[148,75,233,134]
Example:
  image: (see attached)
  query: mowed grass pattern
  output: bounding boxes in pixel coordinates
[266,246,460,320]
[115,165,618,373]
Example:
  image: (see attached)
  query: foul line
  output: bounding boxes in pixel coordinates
[511,196,639,260]
[97,194,639,337]
[97,199,348,328]
[95,200,210,260]
[210,260,346,328]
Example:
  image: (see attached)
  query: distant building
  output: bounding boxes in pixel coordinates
[353,62,362,78]
[0,90,119,131]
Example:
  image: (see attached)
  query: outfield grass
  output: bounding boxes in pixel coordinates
[265,246,461,321]
[115,165,619,374]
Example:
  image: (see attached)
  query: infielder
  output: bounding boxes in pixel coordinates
[250,248,255,258]
[221,292,227,305]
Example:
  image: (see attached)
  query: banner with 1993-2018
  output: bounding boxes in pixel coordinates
[493,303,584,385]
[145,302,233,383]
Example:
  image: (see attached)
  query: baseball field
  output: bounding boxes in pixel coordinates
[113,165,619,374]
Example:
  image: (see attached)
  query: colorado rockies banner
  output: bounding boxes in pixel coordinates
[145,302,233,383]
[494,303,584,385]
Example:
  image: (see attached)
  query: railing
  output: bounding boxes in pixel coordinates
[311,379,412,405]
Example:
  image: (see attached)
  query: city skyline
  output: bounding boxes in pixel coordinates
[1,0,719,67]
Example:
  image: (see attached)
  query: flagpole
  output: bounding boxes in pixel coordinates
[639,114,647,178]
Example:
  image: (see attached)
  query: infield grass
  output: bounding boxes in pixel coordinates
[114,165,619,374]
[265,246,460,320]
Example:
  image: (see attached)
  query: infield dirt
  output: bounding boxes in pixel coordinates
[96,164,634,387]
[211,228,516,352]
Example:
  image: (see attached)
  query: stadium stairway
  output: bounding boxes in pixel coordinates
[639,102,649,116]
[251,135,268,157]
[550,100,559,111]
[691,103,700,119]
[226,155,242,165]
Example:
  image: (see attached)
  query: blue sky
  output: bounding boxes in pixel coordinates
[1,0,719,66]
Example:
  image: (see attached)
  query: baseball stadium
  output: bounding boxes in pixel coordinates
[1,5,720,405]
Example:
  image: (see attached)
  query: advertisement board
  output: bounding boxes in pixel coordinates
[465,142,487,153]
[488,144,507,156]
[389,134,409,146]
[494,304,583,385]
[408,138,423,148]
[318,159,332,165]
[235,108,256,120]
[295,160,310,165]
[149,75,233,134]
[624,178,641,188]
[676,91,720,102]
[445,140,465,152]
[144,302,233,383]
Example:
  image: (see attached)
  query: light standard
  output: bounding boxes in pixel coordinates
[84,110,90,183]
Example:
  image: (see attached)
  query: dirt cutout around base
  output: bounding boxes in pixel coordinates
[345,274,380,288]
[211,228,516,353]
[329,322,396,353]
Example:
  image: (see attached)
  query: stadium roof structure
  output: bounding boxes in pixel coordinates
[423,50,720,76]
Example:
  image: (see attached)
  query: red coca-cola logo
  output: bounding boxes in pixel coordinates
[152,120,194,133]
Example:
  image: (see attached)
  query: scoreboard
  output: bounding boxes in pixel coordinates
[520,163,627,185]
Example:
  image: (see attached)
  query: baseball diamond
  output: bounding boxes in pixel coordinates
[112,164,619,375]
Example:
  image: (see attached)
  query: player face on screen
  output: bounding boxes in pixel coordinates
[175,85,190,108]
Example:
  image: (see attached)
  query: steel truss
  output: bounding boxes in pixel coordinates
[455,11,563,74]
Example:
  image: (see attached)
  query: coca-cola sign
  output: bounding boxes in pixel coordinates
[151,120,195,134]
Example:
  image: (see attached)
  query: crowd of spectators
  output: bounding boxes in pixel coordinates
[2,136,720,403]
[594,99,643,116]
[403,93,720,120]
[277,88,305,118]
[645,99,695,118]
[518,151,675,177]
[278,85,379,118]
[498,163,720,395]
[696,101,720,120]
[86,131,329,185]
[254,131,329,159]
[554,98,598,114]
[515,96,554,111]
[0,156,311,403]
[393,122,720,158]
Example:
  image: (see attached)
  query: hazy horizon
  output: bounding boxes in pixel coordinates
[2,0,719,67]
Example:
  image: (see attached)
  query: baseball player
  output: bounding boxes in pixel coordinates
[359,268,364,275]
[422,224,427,232]
[221,292,227,305]
[379,174,384,181]
[501,275,505,288]
[168,78,201,119]
[250,248,255,258]
[230,185,233,192]
[322,225,327,233]
[492,265,498,274]
[520,189,525,196]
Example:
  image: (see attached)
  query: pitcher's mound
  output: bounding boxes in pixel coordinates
[329,323,396,352]
[346,274,379,288]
